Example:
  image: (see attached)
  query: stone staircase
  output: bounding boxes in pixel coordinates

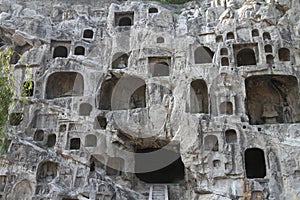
[148,184,169,200]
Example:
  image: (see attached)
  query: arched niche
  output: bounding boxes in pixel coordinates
[47,134,56,148]
[112,52,128,69]
[225,129,237,144]
[189,79,208,114]
[245,75,300,124]
[70,138,80,150]
[263,32,271,41]
[237,48,256,66]
[53,46,68,58]
[194,46,214,64]
[278,48,290,61]
[245,148,266,178]
[98,75,146,110]
[46,72,84,99]
[79,103,93,116]
[221,57,229,66]
[264,44,272,53]
[220,101,233,115]
[226,32,234,40]
[149,7,158,13]
[204,135,218,151]
[115,12,134,26]
[266,55,274,64]
[10,180,32,200]
[74,46,85,55]
[216,35,223,43]
[220,48,228,55]
[85,134,97,147]
[157,37,164,43]
[252,29,259,37]
[37,161,58,183]
[83,29,94,39]
[33,130,44,141]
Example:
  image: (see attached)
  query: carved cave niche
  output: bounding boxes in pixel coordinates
[194,46,214,64]
[252,29,259,37]
[245,148,266,179]
[70,138,81,150]
[278,48,290,61]
[245,75,300,125]
[225,129,237,144]
[220,101,233,115]
[135,146,185,183]
[189,79,208,114]
[106,157,125,176]
[47,134,56,148]
[148,57,170,77]
[234,43,258,66]
[98,75,146,110]
[226,32,235,40]
[0,175,7,192]
[266,55,274,64]
[112,52,129,69]
[115,12,134,26]
[37,161,58,183]
[204,135,219,151]
[53,46,68,58]
[221,57,229,66]
[220,48,228,56]
[33,130,44,141]
[46,72,84,99]
[79,103,93,116]
[10,180,32,200]
[264,44,272,53]
[74,46,85,55]
[156,37,164,43]
[85,134,97,147]
[83,29,94,39]
[149,7,158,13]
[263,32,271,41]
[216,35,223,43]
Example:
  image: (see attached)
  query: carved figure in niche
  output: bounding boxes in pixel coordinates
[283,102,293,123]
[117,57,126,69]
[262,98,278,123]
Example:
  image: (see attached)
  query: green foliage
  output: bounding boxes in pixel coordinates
[156,0,193,5]
[0,48,14,154]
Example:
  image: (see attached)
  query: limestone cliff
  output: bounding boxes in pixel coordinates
[0,0,299,199]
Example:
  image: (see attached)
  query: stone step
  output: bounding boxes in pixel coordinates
[148,184,168,200]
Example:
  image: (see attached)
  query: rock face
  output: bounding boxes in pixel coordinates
[0,0,300,199]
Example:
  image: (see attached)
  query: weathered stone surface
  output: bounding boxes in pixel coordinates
[0,0,300,199]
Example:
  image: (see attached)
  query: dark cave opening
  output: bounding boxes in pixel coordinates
[135,148,185,183]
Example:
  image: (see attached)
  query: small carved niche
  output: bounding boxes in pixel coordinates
[79,103,93,116]
[204,135,219,151]
[37,161,58,183]
[33,130,44,141]
[85,134,97,147]
[115,12,134,26]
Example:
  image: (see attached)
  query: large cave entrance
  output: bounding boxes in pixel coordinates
[135,147,185,183]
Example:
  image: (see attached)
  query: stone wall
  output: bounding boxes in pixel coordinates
[0,0,300,199]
